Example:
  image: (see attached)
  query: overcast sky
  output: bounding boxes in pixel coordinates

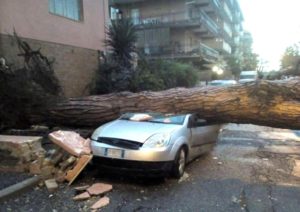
[238,0,300,70]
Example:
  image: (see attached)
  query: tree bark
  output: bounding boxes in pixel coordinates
[45,79,300,129]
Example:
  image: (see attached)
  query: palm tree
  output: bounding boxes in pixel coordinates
[105,19,138,68]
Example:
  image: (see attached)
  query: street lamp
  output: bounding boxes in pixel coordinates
[212,66,224,75]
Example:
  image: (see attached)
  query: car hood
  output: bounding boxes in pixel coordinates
[91,120,182,143]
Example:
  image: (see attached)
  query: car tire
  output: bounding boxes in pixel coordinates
[171,147,186,179]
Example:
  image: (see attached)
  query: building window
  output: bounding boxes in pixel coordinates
[131,9,140,25]
[48,0,83,21]
[110,7,119,20]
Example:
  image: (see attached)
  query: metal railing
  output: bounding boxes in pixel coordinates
[138,43,219,60]
[199,10,219,35]
[131,9,219,36]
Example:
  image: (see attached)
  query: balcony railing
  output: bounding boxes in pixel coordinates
[131,10,219,36]
[199,43,220,59]
[199,10,219,35]
[132,12,189,26]
[138,43,219,60]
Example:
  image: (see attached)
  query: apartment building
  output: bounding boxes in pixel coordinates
[109,0,243,66]
[0,0,109,97]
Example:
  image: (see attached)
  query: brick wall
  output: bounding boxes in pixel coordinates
[0,34,99,97]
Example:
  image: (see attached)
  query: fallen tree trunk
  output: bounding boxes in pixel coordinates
[43,79,300,129]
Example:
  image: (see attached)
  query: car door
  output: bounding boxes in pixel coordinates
[188,115,219,159]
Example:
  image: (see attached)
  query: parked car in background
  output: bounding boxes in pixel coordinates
[208,80,237,86]
[91,113,221,178]
[239,70,258,83]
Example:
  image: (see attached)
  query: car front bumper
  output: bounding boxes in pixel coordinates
[91,140,176,162]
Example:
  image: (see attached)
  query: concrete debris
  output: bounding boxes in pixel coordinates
[30,125,49,132]
[50,151,65,166]
[292,160,300,177]
[72,191,90,201]
[178,172,189,183]
[87,183,113,196]
[1,131,95,195]
[44,179,58,193]
[29,160,42,175]
[217,161,223,165]
[231,196,240,203]
[48,131,91,157]
[41,165,55,179]
[55,170,66,183]
[59,156,76,170]
[90,197,110,210]
[42,158,52,167]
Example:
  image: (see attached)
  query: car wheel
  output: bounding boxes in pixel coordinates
[171,147,186,179]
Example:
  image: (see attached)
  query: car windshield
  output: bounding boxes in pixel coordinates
[120,113,186,125]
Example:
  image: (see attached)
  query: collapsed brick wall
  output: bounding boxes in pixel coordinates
[0,33,99,97]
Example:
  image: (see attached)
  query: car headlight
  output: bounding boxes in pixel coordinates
[143,133,171,148]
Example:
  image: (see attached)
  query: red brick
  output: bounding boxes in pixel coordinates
[91,197,110,210]
[73,191,90,201]
[87,183,112,196]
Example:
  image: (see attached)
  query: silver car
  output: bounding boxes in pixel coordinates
[91,113,221,178]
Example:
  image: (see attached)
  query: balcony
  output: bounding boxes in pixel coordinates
[199,10,219,35]
[139,43,219,61]
[205,0,233,24]
[199,43,220,59]
[132,10,219,37]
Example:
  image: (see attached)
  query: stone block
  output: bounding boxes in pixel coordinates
[45,179,58,193]
[0,135,45,171]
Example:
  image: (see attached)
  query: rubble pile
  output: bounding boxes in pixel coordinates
[73,183,112,210]
[1,131,112,210]
[28,131,93,184]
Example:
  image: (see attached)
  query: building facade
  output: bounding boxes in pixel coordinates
[109,0,243,67]
[0,0,109,97]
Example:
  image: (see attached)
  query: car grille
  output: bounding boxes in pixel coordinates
[97,137,143,150]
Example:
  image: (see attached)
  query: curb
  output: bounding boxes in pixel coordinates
[0,175,41,202]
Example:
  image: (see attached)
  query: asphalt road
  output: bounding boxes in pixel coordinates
[1,124,300,212]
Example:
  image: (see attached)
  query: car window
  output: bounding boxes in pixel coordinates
[188,115,208,128]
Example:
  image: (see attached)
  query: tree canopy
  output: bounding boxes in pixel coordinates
[281,43,300,76]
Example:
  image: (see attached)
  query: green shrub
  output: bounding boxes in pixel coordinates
[91,60,133,94]
[131,60,199,92]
